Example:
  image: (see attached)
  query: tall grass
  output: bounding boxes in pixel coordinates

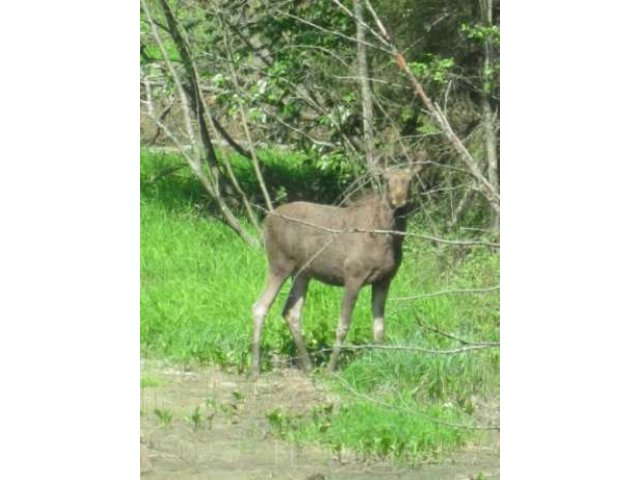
[140,149,499,460]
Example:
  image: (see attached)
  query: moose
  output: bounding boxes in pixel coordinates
[251,154,426,376]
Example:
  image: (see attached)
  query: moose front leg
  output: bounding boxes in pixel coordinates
[371,278,391,343]
[328,280,362,372]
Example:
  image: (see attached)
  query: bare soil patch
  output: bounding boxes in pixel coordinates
[140,360,499,479]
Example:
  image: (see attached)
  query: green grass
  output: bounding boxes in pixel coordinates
[140,148,499,461]
[140,375,163,389]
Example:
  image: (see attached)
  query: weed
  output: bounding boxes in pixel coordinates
[154,408,173,427]
[140,376,163,389]
[185,406,204,432]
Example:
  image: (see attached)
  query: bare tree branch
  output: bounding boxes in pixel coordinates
[274,8,393,55]
[252,204,500,248]
[363,0,500,215]
[219,12,273,211]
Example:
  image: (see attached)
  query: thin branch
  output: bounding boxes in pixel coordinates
[280,44,351,68]
[219,13,273,211]
[291,235,338,284]
[415,317,499,347]
[271,115,336,148]
[391,286,500,302]
[208,124,262,234]
[252,203,499,248]
[331,75,403,87]
[363,0,500,215]
[142,105,198,168]
[313,343,498,356]
[329,0,392,48]
[274,9,393,55]
[142,1,196,152]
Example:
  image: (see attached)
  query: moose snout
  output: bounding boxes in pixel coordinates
[390,196,407,208]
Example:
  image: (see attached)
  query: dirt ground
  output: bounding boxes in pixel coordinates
[140,359,499,480]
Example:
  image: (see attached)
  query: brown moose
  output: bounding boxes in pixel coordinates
[251,156,425,376]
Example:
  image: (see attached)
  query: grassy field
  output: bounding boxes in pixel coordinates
[140,149,500,462]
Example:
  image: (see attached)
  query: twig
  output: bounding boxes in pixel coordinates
[312,343,498,356]
[291,235,338,284]
[274,9,393,55]
[219,12,273,211]
[391,286,500,302]
[415,316,499,347]
[252,203,499,248]
[280,44,351,68]
[271,115,335,148]
[328,0,392,48]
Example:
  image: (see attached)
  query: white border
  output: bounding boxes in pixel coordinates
[0,2,139,478]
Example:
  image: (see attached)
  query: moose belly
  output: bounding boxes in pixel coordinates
[295,248,400,287]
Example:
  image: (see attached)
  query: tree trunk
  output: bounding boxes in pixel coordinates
[480,0,499,229]
[354,0,375,172]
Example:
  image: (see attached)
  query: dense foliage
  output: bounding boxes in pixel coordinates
[141,0,500,231]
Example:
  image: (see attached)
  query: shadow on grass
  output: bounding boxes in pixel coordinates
[140,149,355,215]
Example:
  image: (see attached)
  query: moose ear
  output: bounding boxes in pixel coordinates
[411,151,429,175]
[371,153,386,176]
[410,163,424,175]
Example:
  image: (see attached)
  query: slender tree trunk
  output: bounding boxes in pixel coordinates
[151,0,261,248]
[354,0,375,172]
[480,0,499,229]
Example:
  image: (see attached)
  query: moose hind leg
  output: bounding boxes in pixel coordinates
[282,275,313,373]
[251,271,288,377]
[372,278,391,343]
[328,280,362,372]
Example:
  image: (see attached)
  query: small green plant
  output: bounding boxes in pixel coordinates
[185,406,204,432]
[266,408,304,441]
[310,403,334,433]
[140,376,163,389]
[231,390,244,402]
[154,408,173,427]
